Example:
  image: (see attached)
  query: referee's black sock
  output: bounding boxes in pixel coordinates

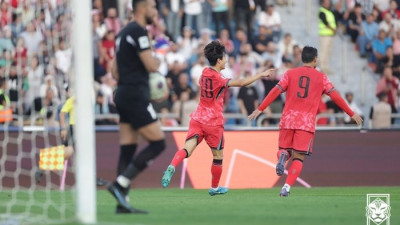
[122,139,165,180]
[117,144,137,175]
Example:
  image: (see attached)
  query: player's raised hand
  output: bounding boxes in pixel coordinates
[351,114,363,126]
[259,68,277,78]
[248,109,262,120]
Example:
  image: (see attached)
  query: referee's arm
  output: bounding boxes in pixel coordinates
[112,58,119,81]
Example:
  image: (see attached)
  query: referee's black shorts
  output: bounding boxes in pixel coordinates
[115,89,158,130]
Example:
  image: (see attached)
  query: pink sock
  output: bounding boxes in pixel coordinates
[170,149,188,167]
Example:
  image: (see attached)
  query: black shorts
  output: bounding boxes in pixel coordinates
[63,125,74,147]
[115,91,157,129]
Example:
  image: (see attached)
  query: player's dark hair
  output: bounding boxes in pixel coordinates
[301,46,318,63]
[132,0,147,11]
[204,41,225,66]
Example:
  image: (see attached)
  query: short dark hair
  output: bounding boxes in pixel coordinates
[204,41,225,66]
[301,46,318,63]
[132,0,147,11]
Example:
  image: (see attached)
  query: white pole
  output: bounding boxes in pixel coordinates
[71,0,96,223]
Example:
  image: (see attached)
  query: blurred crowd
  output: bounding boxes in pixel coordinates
[0,0,398,129]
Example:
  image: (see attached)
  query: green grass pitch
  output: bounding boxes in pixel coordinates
[2,187,399,225]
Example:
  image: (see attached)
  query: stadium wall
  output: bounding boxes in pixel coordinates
[1,129,399,188]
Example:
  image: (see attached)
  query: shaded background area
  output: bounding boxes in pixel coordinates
[1,129,399,189]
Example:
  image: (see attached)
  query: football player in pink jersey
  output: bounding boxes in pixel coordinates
[249,46,363,197]
[161,41,276,195]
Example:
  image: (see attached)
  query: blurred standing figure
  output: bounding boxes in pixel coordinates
[162,0,183,42]
[318,0,336,74]
[369,92,392,129]
[183,0,203,37]
[208,0,230,38]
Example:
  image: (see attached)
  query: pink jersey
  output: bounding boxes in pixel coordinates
[190,67,230,126]
[277,66,334,132]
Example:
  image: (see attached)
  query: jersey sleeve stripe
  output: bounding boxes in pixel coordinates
[276,84,284,91]
[216,87,225,99]
[327,87,336,94]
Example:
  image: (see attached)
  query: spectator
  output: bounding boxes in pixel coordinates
[372,29,392,63]
[258,4,282,42]
[0,26,14,52]
[166,60,185,93]
[101,30,115,72]
[279,33,298,62]
[252,25,273,55]
[217,29,234,55]
[55,38,72,76]
[40,75,58,100]
[0,1,12,28]
[162,0,183,42]
[0,77,9,110]
[379,13,400,36]
[20,21,43,56]
[357,13,379,58]
[10,13,24,43]
[92,18,105,81]
[99,72,116,107]
[392,29,400,56]
[94,91,117,125]
[92,9,107,39]
[7,66,22,113]
[382,0,400,20]
[344,92,364,124]
[177,26,198,61]
[233,28,253,57]
[104,8,121,34]
[171,90,198,126]
[172,72,193,102]
[39,87,60,126]
[165,42,187,71]
[21,1,35,26]
[261,42,282,69]
[346,3,365,43]
[319,0,337,74]
[377,46,400,75]
[25,56,44,114]
[190,53,207,91]
[237,71,259,126]
[14,37,28,69]
[208,0,230,38]
[198,28,214,46]
[317,96,329,125]
[183,0,203,37]
[376,66,399,121]
[369,92,392,128]
[0,50,13,67]
[374,0,390,13]
[234,0,256,42]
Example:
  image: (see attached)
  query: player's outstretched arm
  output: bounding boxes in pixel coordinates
[228,69,276,87]
[248,86,282,120]
[111,58,119,81]
[329,90,363,126]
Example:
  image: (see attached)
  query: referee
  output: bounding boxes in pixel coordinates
[107,0,166,214]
